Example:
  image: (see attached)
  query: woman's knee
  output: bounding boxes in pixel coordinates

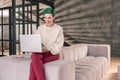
[31,53,43,60]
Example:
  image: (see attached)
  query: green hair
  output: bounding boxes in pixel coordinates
[42,7,56,16]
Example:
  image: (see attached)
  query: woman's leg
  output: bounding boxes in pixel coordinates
[29,53,45,80]
[29,63,36,80]
[29,52,59,80]
[43,51,59,64]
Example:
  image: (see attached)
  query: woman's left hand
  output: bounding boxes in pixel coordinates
[42,46,48,52]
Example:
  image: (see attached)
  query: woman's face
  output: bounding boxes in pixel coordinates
[44,13,55,27]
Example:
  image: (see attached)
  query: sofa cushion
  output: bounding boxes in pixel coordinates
[75,56,108,80]
[0,55,75,80]
[60,44,88,61]
[0,55,31,80]
[44,60,75,80]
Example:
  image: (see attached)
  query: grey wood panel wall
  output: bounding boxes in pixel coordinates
[54,0,120,56]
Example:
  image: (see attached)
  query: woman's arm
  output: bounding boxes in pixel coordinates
[47,28,64,55]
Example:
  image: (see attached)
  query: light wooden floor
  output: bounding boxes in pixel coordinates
[102,57,120,80]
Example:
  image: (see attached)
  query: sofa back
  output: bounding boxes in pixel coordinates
[60,44,110,64]
[60,44,88,61]
[87,44,110,64]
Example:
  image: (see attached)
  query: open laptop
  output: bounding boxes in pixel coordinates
[20,34,42,53]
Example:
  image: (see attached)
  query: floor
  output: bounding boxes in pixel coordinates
[102,57,120,80]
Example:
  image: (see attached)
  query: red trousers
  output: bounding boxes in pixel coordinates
[29,51,59,80]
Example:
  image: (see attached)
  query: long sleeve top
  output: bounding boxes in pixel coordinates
[36,24,64,55]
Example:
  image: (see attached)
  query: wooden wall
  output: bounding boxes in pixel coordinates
[54,0,120,56]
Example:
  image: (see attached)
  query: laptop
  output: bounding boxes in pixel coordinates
[20,34,42,53]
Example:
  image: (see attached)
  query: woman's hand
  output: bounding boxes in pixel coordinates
[42,46,48,52]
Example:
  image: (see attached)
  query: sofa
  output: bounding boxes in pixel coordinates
[0,44,110,80]
[118,64,120,80]
[60,44,110,80]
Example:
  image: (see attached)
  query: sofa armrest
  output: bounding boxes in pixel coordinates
[87,44,111,64]
[44,60,75,80]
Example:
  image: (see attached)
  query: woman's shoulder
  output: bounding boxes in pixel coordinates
[37,24,46,29]
[54,24,63,30]
[39,24,46,27]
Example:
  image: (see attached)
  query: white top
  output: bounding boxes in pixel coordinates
[36,24,64,55]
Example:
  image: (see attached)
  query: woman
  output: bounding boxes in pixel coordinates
[29,7,64,80]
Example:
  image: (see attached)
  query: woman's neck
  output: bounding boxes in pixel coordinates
[46,23,54,27]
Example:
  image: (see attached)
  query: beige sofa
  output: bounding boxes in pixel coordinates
[60,44,110,80]
[0,44,110,80]
[118,65,120,80]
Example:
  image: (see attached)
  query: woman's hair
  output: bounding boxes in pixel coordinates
[42,7,56,17]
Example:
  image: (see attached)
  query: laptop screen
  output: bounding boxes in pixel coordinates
[20,34,42,53]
